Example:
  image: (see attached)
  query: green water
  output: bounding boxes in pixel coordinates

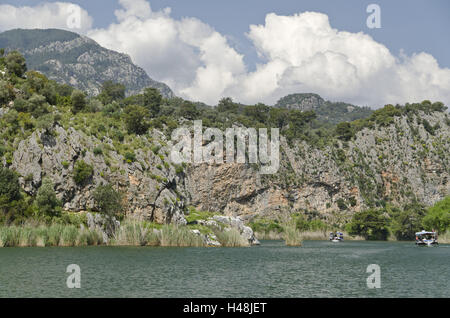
[0,240,449,297]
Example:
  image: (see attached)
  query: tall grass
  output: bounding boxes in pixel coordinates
[159,225,205,247]
[215,228,249,247]
[0,221,252,248]
[283,221,302,246]
[0,224,104,247]
[438,231,450,244]
[114,220,160,246]
[254,231,283,240]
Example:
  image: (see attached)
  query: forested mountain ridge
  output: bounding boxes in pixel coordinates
[275,93,373,124]
[0,29,174,98]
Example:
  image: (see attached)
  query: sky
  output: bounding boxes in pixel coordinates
[0,0,449,108]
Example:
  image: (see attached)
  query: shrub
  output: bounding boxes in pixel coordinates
[73,160,93,186]
[5,51,27,77]
[337,198,347,210]
[143,87,162,116]
[71,90,87,114]
[93,147,103,156]
[124,152,136,163]
[0,167,22,205]
[93,184,123,236]
[98,81,125,105]
[123,105,150,135]
[36,177,62,219]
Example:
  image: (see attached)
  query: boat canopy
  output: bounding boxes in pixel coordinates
[415,231,436,236]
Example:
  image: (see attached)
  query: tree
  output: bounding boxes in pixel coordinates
[217,97,238,113]
[5,51,27,77]
[346,209,389,240]
[177,100,199,120]
[123,105,150,135]
[28,93,49,118]
[422,196,450,233]
[73,160,94,186]
[36,114,55,133]
[0,167,22,203]
[0,167,24,223]
[93,184,123,235]
[389,203,426,240]
[335,122,354,141]
[98,81,125,104]
[36,177,62,218]
[0,80,14,106]
[143,87,162,116]
[71,89,87,114]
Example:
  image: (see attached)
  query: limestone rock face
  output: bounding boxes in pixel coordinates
[9,110,450,228]
[12,125,187,225]
[184,111,450,222]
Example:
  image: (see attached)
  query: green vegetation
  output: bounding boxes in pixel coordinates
[73,160,94,186]
[283,220,303,246]
[71,89,87,114]
[35,177,62,220]
[4,50,27,77]
[422,196,450,234]
[346,209,389,240]
[93,184,123,235]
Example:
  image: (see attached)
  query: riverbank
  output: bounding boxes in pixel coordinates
[0,212,264,248]
[255,230,364,241]
[0,222,245,248]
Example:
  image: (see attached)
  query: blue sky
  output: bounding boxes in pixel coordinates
[0,0,449,106]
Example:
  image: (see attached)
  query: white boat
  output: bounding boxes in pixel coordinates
[415,230,438,247]
[329,232,344,242]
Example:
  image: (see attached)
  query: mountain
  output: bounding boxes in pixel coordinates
[0,29,174,98]
[275,93,373,124]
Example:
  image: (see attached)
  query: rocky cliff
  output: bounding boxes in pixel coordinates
[184,110,449,222]
[8,109,449,225]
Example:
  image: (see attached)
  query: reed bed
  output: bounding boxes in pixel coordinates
[254,231,283,240]
[437,231,450,244]
[159,225,205,247]
[0,220,251,248]
[214,228,249,247]
[113,220,160,246]
[283,221,303,246]
[0,225,104,247]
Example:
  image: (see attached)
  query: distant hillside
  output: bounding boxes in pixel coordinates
[275,93,373,124]
[0,29,174,98]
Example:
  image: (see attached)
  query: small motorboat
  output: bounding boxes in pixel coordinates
[329,232,344,242]
[415,230,438,247]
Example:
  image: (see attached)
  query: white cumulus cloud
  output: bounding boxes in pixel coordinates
[241,12,450,107]
[88,0,246,104]
[0,2,93,33]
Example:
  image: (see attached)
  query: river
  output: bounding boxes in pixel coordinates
[0,240,448,297]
